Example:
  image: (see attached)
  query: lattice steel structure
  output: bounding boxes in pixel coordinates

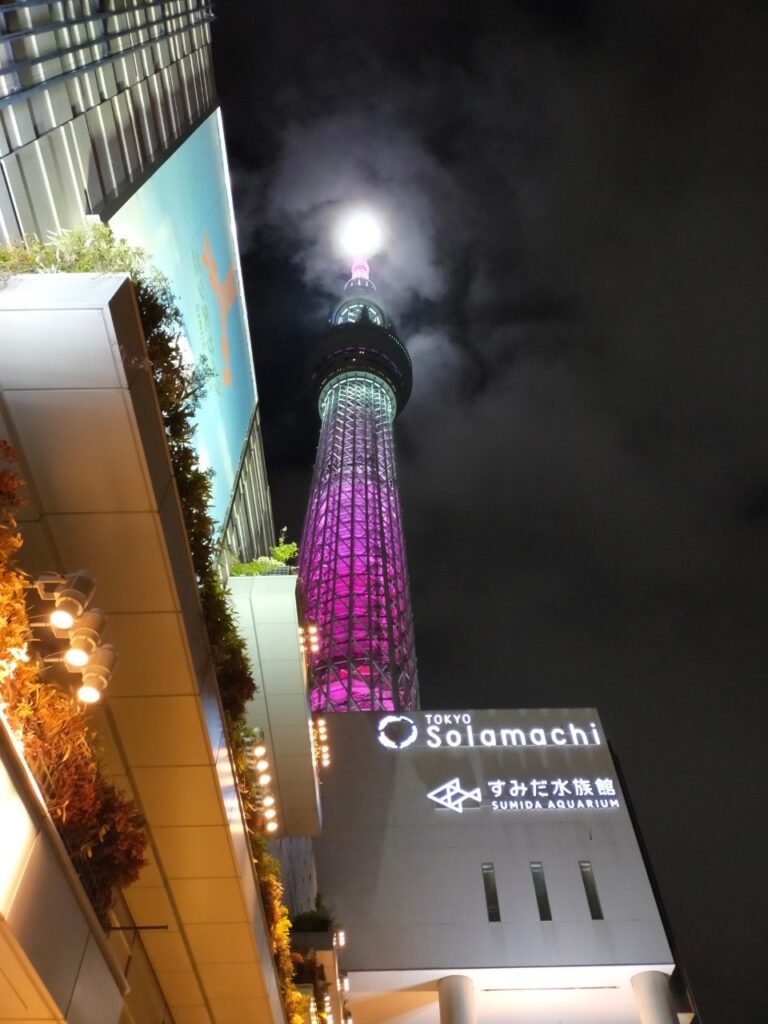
[299,262,418,712]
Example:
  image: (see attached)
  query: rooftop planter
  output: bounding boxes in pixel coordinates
[231,528,299,577]
[0,226,254,720]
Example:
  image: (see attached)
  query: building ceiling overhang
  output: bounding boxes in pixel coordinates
[0,273,287,1024]
[346,964,687,1024]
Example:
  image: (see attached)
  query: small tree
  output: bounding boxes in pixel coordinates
[270,526,299,565]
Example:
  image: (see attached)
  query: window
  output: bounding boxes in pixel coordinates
[530,861,552,921]
[336,302,383,326]
[481,862,500,922]
[579,860,603,920]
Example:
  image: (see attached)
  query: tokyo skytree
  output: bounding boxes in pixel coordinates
[298,215,418,713]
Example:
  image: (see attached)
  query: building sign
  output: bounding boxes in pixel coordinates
[427,775,620,814]
[109,110,257,529]
[370,712,618,815]
[316,710,624,820]
[377,711,603,751]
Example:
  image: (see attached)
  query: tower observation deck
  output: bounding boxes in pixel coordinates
[298,258,418,712]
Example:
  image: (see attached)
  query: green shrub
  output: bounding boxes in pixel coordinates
[270,526,299,564]
[231,556,286,576]
[292,894,335,933]
[232,527,298,577]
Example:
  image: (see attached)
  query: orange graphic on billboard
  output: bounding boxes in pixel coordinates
[201,235,237,387]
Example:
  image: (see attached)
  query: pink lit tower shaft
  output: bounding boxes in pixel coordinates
[299,257,418,712]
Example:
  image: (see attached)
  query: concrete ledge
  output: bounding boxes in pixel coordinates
[0,273,287,1024]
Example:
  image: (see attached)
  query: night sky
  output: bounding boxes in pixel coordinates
[212,4,767,1021]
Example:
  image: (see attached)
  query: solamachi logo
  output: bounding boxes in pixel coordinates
[377,714,418,750]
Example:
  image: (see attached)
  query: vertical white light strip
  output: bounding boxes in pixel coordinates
[214,107,259,400]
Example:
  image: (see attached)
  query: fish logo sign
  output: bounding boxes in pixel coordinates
[427,777,482,813]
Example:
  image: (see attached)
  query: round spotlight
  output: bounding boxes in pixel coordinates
[52,596,82,626]
[64,609,107,670]
[79,643,118,699]
[263,795,275,807]
[64,646,89,668]
[52,570,96,623]
[50,608,75,630]
[266,821,278,833]
[76,683,102,704]
[256,759,269,772]
[264,808,277,820]
[258,773,271,786]
[253,744,266,758]
[308,624,318,635]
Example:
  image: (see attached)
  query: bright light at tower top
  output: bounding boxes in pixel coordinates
[336,210,384,269]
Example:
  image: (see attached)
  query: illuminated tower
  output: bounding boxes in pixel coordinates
[299,246,418,713]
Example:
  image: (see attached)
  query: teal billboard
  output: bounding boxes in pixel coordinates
[109,110,256,529]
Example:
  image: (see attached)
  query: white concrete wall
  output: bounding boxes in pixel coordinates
[229,574,321,836]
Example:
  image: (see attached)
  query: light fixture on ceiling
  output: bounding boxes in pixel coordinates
[64,608,106,668]
[33,570,96,629]
[75,644,118,704]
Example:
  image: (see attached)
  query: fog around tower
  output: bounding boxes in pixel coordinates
[213,4,768,1020]
[232,111,449,315]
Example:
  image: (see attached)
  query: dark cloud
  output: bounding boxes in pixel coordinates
[214,3,768,1020]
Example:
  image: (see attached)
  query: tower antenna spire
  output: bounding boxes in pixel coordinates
[349,257,370,282]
